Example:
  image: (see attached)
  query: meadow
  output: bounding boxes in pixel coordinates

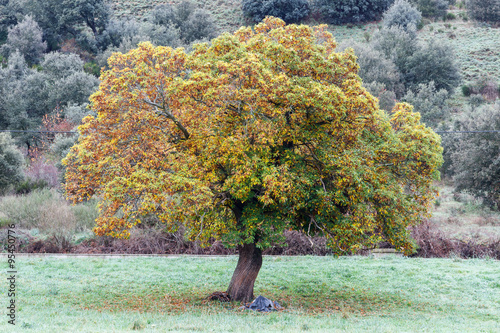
[0,255,499,332]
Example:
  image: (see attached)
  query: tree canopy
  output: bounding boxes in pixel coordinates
[63,17,443,302]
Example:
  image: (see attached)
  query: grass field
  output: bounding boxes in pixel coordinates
[1,255,499,332]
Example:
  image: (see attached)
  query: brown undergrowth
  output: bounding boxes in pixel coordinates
[7,221,500,259]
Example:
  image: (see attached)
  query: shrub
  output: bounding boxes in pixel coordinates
[382,0,422,33]
[0,188,59,228]
[466,0,500,23]
[445,12,456,20]
[15,179,49,195]
[242,0,311,23]
[0,133,24,194]
[409,0,448,18]
[462,84,472,96]
[25,156,60,189]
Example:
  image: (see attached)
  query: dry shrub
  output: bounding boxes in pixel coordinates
[472,216,499,226]
[38,201,77,251]
[411,219,500,259]
[263,231,332,255]
[71,228,332,255]
[25,157,60,189]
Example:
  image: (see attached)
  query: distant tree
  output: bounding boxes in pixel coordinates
[338,40,403,96]
[383,0,422,32]
[96,19,142,50]
[363,81,397,111]
[371,25,418,91]
[148,4,176,26]
[147,1,217,44]
[60,0,111,37]
[23,0,111,50]
[447,102,500,209]
[372,28,460,94]
[242,0,311,23]
[0,132,24,194]
[2,15,46,65]
[466,0,500,23]
[406,38,460,93]
[402,81,449,127]
[313,0,395,25]
[409,0,448,18]
[0,0,24,43]
[179,8,217,43]
[0,51,98,149]
[64,18,443,302]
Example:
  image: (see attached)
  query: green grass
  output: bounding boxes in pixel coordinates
[1,255,499,332]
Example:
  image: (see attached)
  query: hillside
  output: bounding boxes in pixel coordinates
[112,1,499,84]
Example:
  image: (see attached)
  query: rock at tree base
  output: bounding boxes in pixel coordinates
[240,295,283,312]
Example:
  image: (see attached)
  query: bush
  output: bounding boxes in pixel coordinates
[462,84,472,96]
[382,0,422,32]
[242,0,311,23]
[445,12,456,20]
[15,179,49,195]
[466,0,500,23]
[0,188,58,228]
[84,61,100,77]
[0,133,24,194]
[409,0,448,18]
[313,0,395,25]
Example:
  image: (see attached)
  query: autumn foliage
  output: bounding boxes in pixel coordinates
[63,17,442,301]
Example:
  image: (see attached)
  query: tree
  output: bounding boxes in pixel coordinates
[2,15,46,65]
[409,0,448,18]
[466,0,500,23]
[402,81,450,128]
[22,0,111,50]
[382,0,422,33]
[0,132,24,194]
[447,102,500,209]
[63,17,443,302]
[338,40,403,96]
[312,0,395,25]
[0,51,99,150]
[242,0,311,24]
[406,38,460,94]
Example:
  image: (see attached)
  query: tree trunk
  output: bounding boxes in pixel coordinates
[226,242,262,303]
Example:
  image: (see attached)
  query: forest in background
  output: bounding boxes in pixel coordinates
[0,0,498,256]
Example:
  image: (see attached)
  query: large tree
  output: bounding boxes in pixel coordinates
[63,17,443,302]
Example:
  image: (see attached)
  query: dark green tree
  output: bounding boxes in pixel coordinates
[0,132,24,194]
[447,102,500,209]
